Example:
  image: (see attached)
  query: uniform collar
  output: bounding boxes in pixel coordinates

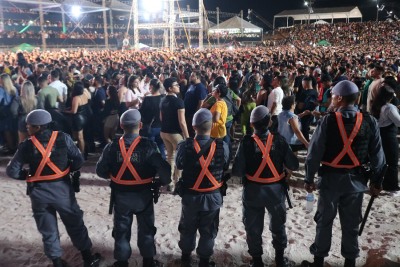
[195,135,211,140]
[254,130,270,138]
[336,105,358,112]
[123,133,140,139]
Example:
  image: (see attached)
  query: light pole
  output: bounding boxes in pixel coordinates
[375,0,379,21]
[304,1,313,25]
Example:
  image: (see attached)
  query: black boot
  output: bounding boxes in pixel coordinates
[198,257,215,267]
[344,258,355,267]
[81,249,101,267]
[112,261,129,267]
[181,253,192,267]
[301,256,324,267]
[143,257,163,267]
[275,250,293,267]
[52,257,67,267]
[249,256,263,267]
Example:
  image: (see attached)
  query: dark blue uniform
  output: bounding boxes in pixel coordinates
[96,133,171,264]
[305,106,385,260]
[175,136,229,262]
[232,130,299,265]
[6,130,93,261]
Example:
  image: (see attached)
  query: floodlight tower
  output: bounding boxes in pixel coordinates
[133,0,139,49]
[199,0,204,49]
[169,0,175,52]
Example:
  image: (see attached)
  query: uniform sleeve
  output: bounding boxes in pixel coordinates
[305,116,328,183]
[64,134,84,171]
[96,143,113,179]
[232,141,246,177]
[367,116,386,185]
[148,144,172,186]
[6,142,29,180]
[175,141,186,170]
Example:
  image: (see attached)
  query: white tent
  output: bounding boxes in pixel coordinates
[273,6,362,28]
[208,16,262,34]
[313,20,329,24]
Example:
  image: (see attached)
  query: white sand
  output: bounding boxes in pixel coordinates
[1,150,399,267]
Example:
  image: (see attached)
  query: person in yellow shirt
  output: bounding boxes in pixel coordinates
[210,84,228,138]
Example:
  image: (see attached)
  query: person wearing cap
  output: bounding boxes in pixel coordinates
[175,108,229,267]
[6,109,101,267]
[96,109,171,267]
[232,105,299,267]
[302,80,386,267]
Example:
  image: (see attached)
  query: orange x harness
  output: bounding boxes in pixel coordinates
[111,136,153,185]
[246,134,285,183]
[27,131,70,182]
[190,139,223,192]
[321,112,363,169]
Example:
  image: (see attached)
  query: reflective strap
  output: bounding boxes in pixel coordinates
[190,139,222,192]
[322,112,362,169]
[246,134,285,184]
[111,136,153,185]
[27,132,71,182]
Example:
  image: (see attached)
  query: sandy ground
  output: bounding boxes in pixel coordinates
[0,149,400,267]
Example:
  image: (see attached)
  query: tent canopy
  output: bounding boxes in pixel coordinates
[313,20,329,24]
[107,0,132,12]
[317,40,331,46]
[208,16,262,34]
[11,43,38,52]
[274,6,362,26]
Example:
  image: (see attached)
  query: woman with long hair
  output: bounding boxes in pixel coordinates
[0,73,18,153]
[210,84,228,138]
[139,79,165,159]
[125,75,143,109]
[117,73,129,116]
[370,83,400,192]
[103,85,120,143]
[17,81,37,143]
[64,81,90,156]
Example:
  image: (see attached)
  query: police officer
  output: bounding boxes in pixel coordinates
[96,109,171,267]
[6,109,101,267]
[175,108,229,267]
[232,105,299,267]
[302,80,386,267]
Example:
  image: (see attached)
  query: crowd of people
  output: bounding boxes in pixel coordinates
[1,19,400,267]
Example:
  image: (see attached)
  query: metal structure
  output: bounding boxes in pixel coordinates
[127,0,204,51]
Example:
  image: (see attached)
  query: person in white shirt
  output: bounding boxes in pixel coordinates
[139,73,154,96]
[267,75,285,132]
[49,70,67,111]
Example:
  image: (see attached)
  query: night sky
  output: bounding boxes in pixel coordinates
[185,0,399,29]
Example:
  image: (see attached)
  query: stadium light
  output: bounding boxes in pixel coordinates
[304,1,308,6]
[142,0,163,14]
[71,5,82,18]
